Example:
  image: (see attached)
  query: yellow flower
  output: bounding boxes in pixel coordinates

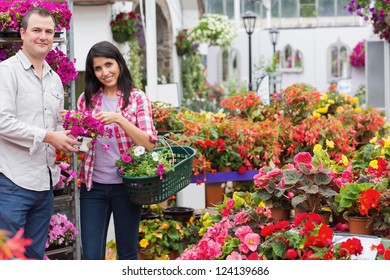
[354,107,362,113]
[383,137,390,148]
[341,155,349,166]
[184,110,190,116]
[328,99,335,104]
[139,239,149,248]
[321,94,328,101]
[317,106,329,114]
[214,110,226,118]
[369,137,377,144]
[313,144,322,152]
[375,131,379,137]
[369,160,378,169]
[188,216,195,224]
[175,224,181,230]
[381,148,385,157]
[352,96,359,104]
[153,233,163,239]
[313,112,321,118]
[326,139,334,149]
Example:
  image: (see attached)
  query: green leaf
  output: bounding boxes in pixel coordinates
[314,173,333,185]
[283,169,301,184]
[299,184,319,194]
[291,195,306,208]
[272,241,287,258]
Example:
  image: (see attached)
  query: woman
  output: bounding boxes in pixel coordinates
[78,41,157,260]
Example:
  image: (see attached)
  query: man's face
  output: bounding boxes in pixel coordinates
[20,13,55,60]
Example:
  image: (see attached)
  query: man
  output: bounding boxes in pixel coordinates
[0,7,80,259]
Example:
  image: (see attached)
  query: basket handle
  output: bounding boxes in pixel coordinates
[157,136,192,156]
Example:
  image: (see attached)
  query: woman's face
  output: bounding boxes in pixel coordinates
[92,57,120,91]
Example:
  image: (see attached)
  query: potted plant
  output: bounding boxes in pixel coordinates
[45,48,78,86]
[278,151,339,217]
[110,11,143,43]
[138,216,200,260]
[175,29,197,56]
[53,161,76,195]
[333,182,381,235]
[349,40,365,68]
[187,14,237,50]
[116,145,172,179]
[151,101,184,132]
[0,0,71,33]
[253,166,292,221]
[260,212,364,260]
[62,110,113,152]
[46,213,78,250]
[346,0,390,43]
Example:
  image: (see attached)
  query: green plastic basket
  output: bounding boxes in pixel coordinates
[118,146,196,205]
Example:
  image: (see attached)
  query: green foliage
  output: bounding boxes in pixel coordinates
[127,40,144,89]
[334,182,373,214]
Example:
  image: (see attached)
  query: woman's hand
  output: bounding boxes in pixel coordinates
[59,109,70,120]
[94,112,122,125]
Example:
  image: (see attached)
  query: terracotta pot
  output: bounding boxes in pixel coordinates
[319,212,331,225]
[270,207,291,221]
[348,216,372,235]
[205,182,224,207]
[218,166,232,172]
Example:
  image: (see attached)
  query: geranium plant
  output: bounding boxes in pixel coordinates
[187,14,237,50]
[175,28,197,56]
[116,146,172,179]
[349,40,365,67]
[110,11,143,39]
[46,213,78,249]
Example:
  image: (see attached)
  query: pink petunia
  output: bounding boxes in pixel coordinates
[121,155,132,163]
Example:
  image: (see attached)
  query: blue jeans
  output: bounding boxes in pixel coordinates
[80,182,142,260]
[0,173,53,260]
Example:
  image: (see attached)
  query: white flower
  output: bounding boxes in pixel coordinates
[152,152,159,161]
[134,146,146,157]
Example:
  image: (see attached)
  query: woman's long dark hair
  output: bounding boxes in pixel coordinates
[84,41,133,110]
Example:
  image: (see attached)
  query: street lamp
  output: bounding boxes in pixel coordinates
[242,11,256,91]
[269,28,279,56]
[269,29,279,93]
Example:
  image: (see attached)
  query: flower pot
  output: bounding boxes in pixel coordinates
[77,136,93,152]
[112,31,129,43]
[162,206,194,223]
[270,207,291,221]
[319,212,331,225]
[385,14,390,27]
[205,182,224,207]
[1,28,20,38]
[348,216,372,235]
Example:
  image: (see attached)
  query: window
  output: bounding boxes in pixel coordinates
[318,0,335,16]
[220,48,240,84]
[282,0,298,18]
[202,0,234,19]
[279,44,304,72]
[300,0,316,17]
[328,40,350,81]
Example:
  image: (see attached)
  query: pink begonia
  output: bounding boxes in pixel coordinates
[294,152,313,170]
[238,243,250,254]
[221,207,231,217]
[233,210,248,225]
[266,168,282,179]
[244,233,260,252]
[226,251,242,260]
[234,225,253,241]
[226,198,235,209]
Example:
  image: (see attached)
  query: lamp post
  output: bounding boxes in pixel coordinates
[269,28,279,56]
[242,11,256,91]
[269,29,279,93]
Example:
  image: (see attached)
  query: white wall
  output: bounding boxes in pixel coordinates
[233,25,373,93]
[73,5,113,71]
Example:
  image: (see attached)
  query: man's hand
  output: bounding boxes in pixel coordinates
[44,130,81,153]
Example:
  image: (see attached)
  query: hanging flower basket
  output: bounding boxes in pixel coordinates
[112,31,130,43]
[118,146,196,205]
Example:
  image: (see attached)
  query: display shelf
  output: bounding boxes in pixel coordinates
[191,170,258,183]
[0,37,65,44]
